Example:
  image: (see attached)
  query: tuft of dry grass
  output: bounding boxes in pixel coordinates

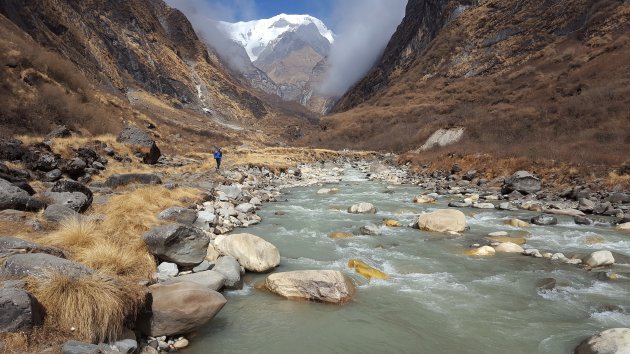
[26,272,144,343]
[73,241,155,279]
[39,217,98,252]
[605,171,630,189]
[0,327,71,354]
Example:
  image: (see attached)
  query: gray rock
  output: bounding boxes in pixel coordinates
[578,198,596,213]
[522,248,543,258]
[0,137,26,160]
[43,204,79,223]
[498,202,518,211]
[531,214,558,226]
[216,185,242,200]
[574,328,630,354]
[507,190,524,200]
[61,340,114,354]
[143,225,210,267]
[606,193,630,204]
[235,203,255,214]
[194,210,217,231]
[111,339,137,354]
[192,260,211,273]
[47,125,71,138]
[158,207,197,225]
[162,270,226,291]
[212,256,243,290]
[156,262,178,281]
[0,178,47,212]
[64,158,87,179]
[117,125,161,164]
[359,224,383,236]
[536,278,556,290]
[0,253,92,279]
[104,173,162,188]
[583,251,615,268]
[0,236,66,258]
[51,180,93,207]
[448,201,471,208]
[43,169,63,182]
[574,215,593,225]
[348,202,376,214]
[0,287,44,332]
[46,191,89,213]
[502,171,541,195]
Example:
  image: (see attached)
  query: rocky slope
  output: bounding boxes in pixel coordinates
[309,0,630,166]
[0,0,317,147]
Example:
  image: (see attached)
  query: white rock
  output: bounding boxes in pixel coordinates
[574,328,630,354]
[214,233,280,272]
[583,250,615,268]
[416,209,467,233]
[413,195,436,204]
[348,202,376,214]
[473,202,495,209]
[494,242,524,253]
[235,203,255,213]
[156,262,178,280]
[265,270,355,304]
[488,231,508,236]
[616,222,630,232]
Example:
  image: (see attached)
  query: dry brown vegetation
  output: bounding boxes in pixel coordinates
[25,272,144,342]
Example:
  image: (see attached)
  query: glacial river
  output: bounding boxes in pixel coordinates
[187,168,630,354]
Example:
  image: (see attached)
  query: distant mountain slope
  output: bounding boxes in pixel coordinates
[219,14,335,113]
[308,0,630,165]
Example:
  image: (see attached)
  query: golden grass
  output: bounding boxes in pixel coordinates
[39,217,98,252]
[605,172,630,189]
[0,327,71,354]
[26,272,144,342]
[73,240,155,279]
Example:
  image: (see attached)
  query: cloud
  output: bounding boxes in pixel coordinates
[319,0,408,97]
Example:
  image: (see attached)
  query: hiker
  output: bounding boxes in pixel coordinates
[213,146,222,170]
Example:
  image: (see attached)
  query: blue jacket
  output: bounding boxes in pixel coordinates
[214,150,222,159]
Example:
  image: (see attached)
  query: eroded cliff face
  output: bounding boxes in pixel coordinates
[0,0,267,120]
[306,0,630,166]
[333,0,475,112]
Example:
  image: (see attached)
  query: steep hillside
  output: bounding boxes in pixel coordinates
[309,0,630,166]
[0,0,316,149]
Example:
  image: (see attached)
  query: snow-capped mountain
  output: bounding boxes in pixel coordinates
[219,14,335,62]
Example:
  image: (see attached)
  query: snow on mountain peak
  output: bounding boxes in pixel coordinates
[219,14,335,62]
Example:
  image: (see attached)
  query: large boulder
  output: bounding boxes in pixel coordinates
[51,180,93,210]
[531,214,558,226]
[347,202,376,214]
[416,209,467,233]
[212,256,243,290]
[494,242,525,253]
[214,233,280,272]
[265,270,355,304]
[61,340,115,354]
[158,207,197,225]
[616,222,630,232]
[0,236,66,258]
[117,126,161,164]
[502,171,541,195]
[574,328,630,354]
[104,174,162,188]
[137,282,227,337]
[0,253,92,279]
[143,225,210,267]
[45,192,90,213]
[0,137,27,160]
[0,178,46,212]
[216,185,242,201]
[0,286,44,332]
[162,271,226,291]
[583,251,615,268]
[43,204,79,223]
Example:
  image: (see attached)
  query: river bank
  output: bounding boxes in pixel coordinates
[0,138,629,353]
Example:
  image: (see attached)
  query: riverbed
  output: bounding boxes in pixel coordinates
[187,167,630,354]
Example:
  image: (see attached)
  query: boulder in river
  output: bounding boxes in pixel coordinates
[347,259,389,280]
[494,242,525,253]
[574,328,630,354]
[501,171,541,195]
[137,282,226,337]
[359,224,382,236]
[214,233,280,272]
[413,195,436,204]
[507,218,530,228]
[583,250,615,268]
[531,214,558,226]
[616,222,630,232]
[162,271,226,292]
[464,246,495,256]
[212,256,243,290]
[328,232,353,239]
[383,219,401,227]
[265,270,355,304]
[416,209,467,233]
[347,202,376,214]
[143,225,210,267]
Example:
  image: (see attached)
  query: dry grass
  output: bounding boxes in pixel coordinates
[0,327,71,354]
[39,217,98,252]
[26,272,144,342]
[605,172,630,189]
[74,241,156,279]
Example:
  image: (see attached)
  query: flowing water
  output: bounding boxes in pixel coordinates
[187,168,630,354]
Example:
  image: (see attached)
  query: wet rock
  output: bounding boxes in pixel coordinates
[522,249,543,258]
[137,282,226,337]
[214,233,280,272]
[507,218,529,228]
[383,219,401,227]
[317,188,338,195]
[502,171,541,195]
[583,251,615,268]
[416,209,467,233]
[348,202,376,214]
[104,173,162,188]
[143,225,210,267]
[575,216,593,225]
[347,259,389,279]
[162,270,225,291]
[414,195,436,204]
[472,202,495,209]
[328,232,353,239]
[574,328,630,354]
[494,242,525,253]
[117,125,161,164]
[536,278,556,290]
[545,208,584,217]
[359,224,383,236]
[531,214,558,226]
[158,207,197,225]
[616,222,630,232]
[212,256,242,290]
[265,270,355,304]
[1,253,92,279]
[464,246,495,256]
[449,201,471,208]
[0,286,44,332]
